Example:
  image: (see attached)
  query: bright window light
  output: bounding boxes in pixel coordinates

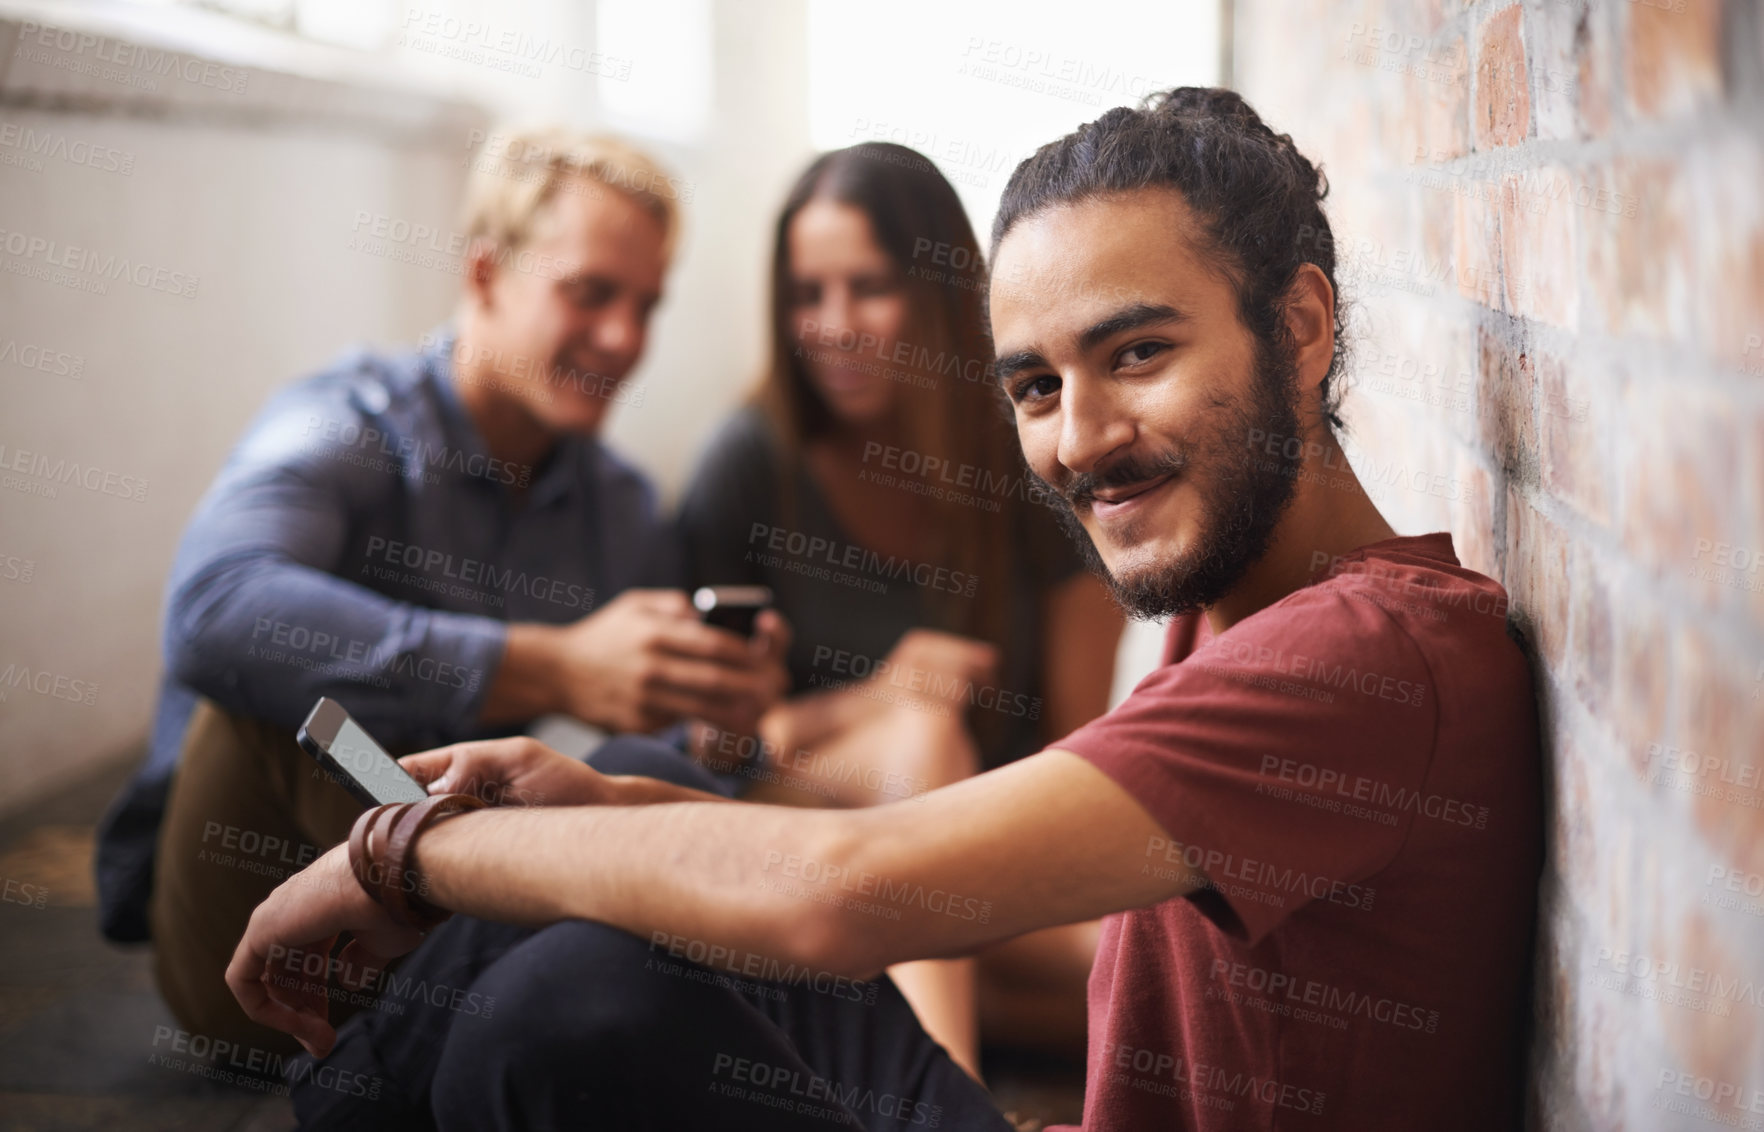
[297,0,399,52]
[808,0,1219,238]
[596,0,713,145]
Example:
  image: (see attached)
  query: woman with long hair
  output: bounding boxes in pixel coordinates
[677,143,1123,1080]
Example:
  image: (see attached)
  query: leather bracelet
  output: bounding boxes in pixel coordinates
[346,795,484,929]
[371,803,427,926]
[347,802,409,908]
[384,793,485,928]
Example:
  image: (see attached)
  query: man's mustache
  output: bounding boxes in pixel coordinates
[1041,449,1189,509]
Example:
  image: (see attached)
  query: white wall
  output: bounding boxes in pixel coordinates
[0,7,490,811]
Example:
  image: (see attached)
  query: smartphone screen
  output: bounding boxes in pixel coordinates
[298,697,429,807]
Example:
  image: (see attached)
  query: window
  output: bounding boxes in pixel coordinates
[807,0,1220,237]
[596,0,714,145]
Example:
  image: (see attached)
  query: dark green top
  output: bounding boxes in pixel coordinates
[676,406,1085,768]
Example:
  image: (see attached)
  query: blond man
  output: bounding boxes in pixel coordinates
[99,128,789,1049]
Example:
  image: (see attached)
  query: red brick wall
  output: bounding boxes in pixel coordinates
[1232,0,1764,1125]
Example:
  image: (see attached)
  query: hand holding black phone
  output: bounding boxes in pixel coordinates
[693,585,774,638]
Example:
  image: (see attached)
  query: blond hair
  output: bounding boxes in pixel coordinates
[460,126,684,257]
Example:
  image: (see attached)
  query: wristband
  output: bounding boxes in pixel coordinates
[347,802,408,906]
[384,793,484,926]
[347,794,485,929]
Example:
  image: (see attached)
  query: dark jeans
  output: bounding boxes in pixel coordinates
[293,736,1012,1131]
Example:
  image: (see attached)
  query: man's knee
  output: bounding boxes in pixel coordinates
[150,701,321,1051]
[432,920,682,1098]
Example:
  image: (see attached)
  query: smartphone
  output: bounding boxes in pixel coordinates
[693,584,774,638]
[297,697,430,808]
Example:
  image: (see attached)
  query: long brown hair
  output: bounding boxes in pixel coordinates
[757,142,1026,658]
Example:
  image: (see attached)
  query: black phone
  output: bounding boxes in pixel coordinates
[693,585,774,638]
[296,697,430,808]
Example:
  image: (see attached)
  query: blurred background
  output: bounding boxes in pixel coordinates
[0,0,1220,811]
[4,0,1763,1129]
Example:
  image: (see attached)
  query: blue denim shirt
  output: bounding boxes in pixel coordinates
[96,328,679,939]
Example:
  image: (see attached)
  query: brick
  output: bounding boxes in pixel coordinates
[1613,588,1672,758]
[1554,931,1628,1126]
[1474,6,1531,148]
[1653,395,1764,625]
[1401,434,1476,535]
[1352,302,1477,439]
[1748,409,1764,627]
[1574,3,1616,137]
[1437,316,1483,451]
[1454,190,1503,307]
[1339,382,1417,462]
[1526,0,1607,141]
[1538,351,1608,526]
[1620,380,1746,610]
[1331,191,1440,306]
[1503,489,1570,667]
[1344,182,1421,269]
[1339,0,1458,92]
[1476,327,1539,484]
[1580,158,1691,338]
[1548,727,1600,906]
[1625,0,1724,121]
[1416,172,1458,283]
[1401,32,1470,161]
[1556,732,1641,946]
[1688,137,1764,376]
[1569,548,1613,718]
[1316,111,1378,180]
[1676,629,1764,876]
[1451,453,1498,578]
[1524,0,1576,140]
[1501,166,1581,328]
[1374,0,1452,39]
[1346,399,1457,531]
[1656,909,1763,1100]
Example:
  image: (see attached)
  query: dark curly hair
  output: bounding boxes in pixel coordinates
[989,87,1349,430]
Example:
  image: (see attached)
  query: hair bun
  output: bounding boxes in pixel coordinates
[991,85,1349,431]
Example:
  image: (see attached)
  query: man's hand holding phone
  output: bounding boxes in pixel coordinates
[489,589,791,736]
[399,735,736,809]
[400,737,614,808]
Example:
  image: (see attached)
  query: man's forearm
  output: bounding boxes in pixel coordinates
[405,752,1191,982]
[479,622,566,724]
[411,800,870,975]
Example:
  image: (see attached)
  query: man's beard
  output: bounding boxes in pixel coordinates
[1032,339,1305,621]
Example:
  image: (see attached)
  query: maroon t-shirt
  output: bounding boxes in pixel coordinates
[1048,533,1541,1131]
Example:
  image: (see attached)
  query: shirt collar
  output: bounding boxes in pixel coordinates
[418,324,597,510]
[419,326,489,465]
[1308,531,1460,585]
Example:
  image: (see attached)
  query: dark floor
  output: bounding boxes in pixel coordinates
[0,756,294,1132]
[0,756,1083,1131]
